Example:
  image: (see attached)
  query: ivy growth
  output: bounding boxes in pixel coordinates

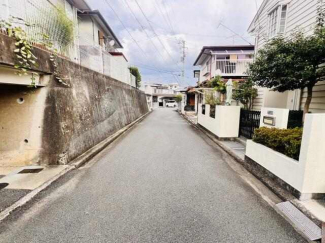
[0,18,38,86]
[0,16,70,87]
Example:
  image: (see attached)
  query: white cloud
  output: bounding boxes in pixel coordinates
[87,0,263,86]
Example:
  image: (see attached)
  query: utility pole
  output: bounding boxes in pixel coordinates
[180,40,186,86]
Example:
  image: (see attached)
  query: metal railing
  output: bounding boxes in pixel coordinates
[215,59,253,76]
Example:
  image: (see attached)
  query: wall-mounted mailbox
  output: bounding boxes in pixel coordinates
[263,116,276,126]
[260,108,289,129]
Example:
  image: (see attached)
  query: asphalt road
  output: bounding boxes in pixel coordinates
[0,109,306,243]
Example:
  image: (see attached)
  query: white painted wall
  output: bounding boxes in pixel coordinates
[259,107,289,129]
[246,113,325,196]
[250,0,319,51]
[198,104,241,138]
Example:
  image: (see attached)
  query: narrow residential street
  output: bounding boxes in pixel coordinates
[0,109,306,243]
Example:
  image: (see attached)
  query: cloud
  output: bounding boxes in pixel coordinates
[87,0,263,86]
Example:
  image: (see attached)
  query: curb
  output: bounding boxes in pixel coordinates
[0,111,152,223]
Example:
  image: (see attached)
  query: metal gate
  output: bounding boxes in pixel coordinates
[288,110,303,128]
[239,109,261,139]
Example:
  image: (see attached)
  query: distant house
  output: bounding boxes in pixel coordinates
[144,83,180,109]
[193,45,255,86]
[248,0,325,113]
[189,45,255,113]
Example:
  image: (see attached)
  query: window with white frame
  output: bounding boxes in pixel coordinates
[206,59,211,72]
[268,4,288,37]
[268,7,278,37]
[279,5,288,33]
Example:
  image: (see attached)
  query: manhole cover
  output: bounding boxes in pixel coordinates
[19,168,43,174]
[0,183,9,191]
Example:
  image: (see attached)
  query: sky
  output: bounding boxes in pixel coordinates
[87,0,263,87]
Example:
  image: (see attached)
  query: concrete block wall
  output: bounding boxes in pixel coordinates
[0,34,148,166]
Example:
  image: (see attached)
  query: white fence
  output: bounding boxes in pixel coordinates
[0,0,136,87]
[215,59,253,76]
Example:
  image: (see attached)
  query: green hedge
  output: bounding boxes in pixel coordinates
[253,127,303,160]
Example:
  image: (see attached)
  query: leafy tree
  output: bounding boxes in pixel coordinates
[129,66,141,88]
[233,79,258,110]
[204,92,221,106]
[175,94,183,102]
[249,0,325,120]
[209,75,226,94]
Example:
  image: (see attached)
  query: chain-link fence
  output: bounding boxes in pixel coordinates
[0,0,136,87]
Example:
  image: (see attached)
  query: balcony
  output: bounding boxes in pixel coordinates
[215,59,253,76]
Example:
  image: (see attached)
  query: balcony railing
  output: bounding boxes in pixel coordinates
[215,59,253,76]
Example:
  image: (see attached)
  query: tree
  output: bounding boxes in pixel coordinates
[249,1,325,120]
[175,94,183,102]
[233,79,258,110]
[209,75,226,94]
[129,66,141,88]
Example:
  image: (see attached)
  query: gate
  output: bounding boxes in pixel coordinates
[288,110,303,128]
[239,109,261,139]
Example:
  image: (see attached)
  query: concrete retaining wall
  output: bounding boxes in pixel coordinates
[0,34,148,166]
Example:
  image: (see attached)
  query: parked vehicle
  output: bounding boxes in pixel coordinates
[166,100,177,108]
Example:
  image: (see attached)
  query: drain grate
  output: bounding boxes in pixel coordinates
[0,183,9,191]
[276,201,321,241]
[19,168,43,174]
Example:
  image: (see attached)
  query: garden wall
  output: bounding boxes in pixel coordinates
[198,104,240,138]
[246,114,325,199]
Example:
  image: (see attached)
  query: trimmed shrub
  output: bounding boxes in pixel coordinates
[253,127,303,160]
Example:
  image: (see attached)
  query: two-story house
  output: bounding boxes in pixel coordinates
[191,45,254,112]
[193,45,255,86]
[248,0,325,113]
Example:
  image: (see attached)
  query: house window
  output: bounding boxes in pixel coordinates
[268,7,278,37]
[279,5,288,33]
[98,30,105,47]
[206,60,211,72]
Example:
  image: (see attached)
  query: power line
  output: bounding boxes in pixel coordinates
[153,0,175,34]
[103,0,182,82]
[123,0,170,65]
[219,23,253,45]
[161,0,176,34]
[103,0,148,55]
[133,0,181,67]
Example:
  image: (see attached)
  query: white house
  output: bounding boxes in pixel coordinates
[248,0,325,113]
[193,45,255,85]
[143,83,180,109]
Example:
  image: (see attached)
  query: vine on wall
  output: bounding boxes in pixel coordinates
[0,19,39,86]
[0,5,75,87]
